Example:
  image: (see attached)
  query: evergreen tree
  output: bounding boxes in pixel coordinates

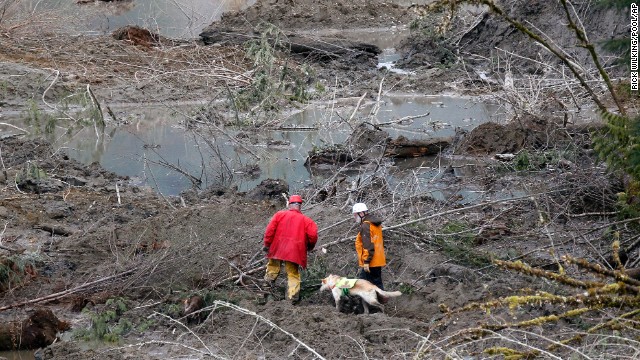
[594,112,640,182]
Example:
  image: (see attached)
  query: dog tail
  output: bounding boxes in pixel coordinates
[375,289,402,304]
[378,289,402,297]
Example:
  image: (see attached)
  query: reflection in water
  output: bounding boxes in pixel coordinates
[0,350,35,360]
[2,96,498,196]
[3,0,256,38]
[76,96,497,195]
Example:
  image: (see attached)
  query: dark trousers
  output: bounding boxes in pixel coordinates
[358,266,384,290]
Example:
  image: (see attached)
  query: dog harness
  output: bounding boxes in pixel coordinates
[332,277,358,297]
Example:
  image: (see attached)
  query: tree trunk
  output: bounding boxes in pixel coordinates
[384,136,452,158]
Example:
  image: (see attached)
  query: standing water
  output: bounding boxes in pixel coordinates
[2,95,498,196]
[1,1,499,197]
[3,0,257,38]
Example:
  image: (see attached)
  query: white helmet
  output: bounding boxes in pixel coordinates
[352,203,368,213]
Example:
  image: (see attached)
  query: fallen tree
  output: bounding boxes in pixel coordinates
[384,135,452,158]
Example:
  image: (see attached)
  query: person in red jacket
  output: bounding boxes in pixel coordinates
[263,195,318,303]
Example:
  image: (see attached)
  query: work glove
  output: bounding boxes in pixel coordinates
[363,263,370,273]
[262,246,269,253]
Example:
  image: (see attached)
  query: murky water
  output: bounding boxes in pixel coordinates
[0,350,35,360]
[4,0,256,38]
[1,95,498,196]
[6,0,417,72]
[1,1,500,198]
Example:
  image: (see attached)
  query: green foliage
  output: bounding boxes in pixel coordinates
[0,253,40,289]
[513,149,572,171]
[23,99,52,135]
[397,282,416,295]
[428,249,640,358]
[300,257,328,300]
[435,221,491,267]
[602,37,631,67]
[21,89,105,138]
[74,297,133,343]
[615,180,640,219]
[594,112,640,180]
[0,81,8,101]
[314,81,326,94]
[408,14,457,68]
[201,290,238,306]
[159,301,183,319]
[514,151,531,170]
[61,90,105,130]
[231,23,314,123]
[16,161,47,184]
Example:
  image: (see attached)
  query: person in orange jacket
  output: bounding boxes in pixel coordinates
[263,195,318,303]
[352,202,387,290]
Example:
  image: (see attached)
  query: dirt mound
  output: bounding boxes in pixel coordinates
[0,32,250,111]
[454,115,571,155]
[216,0,411,31]
[112,25,161,48]
[457,0,626,71]
[404,0,627,75]
[0,62,70,109]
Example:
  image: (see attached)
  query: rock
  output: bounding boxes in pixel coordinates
[34,223,75,236]
[17,179,64,194]
[429,263,478,283]
[44,202,73,219]
[61,175,88,186]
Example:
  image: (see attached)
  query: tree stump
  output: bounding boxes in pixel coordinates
[0,308,70,350]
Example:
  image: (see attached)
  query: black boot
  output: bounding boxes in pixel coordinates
[290,293,301,305]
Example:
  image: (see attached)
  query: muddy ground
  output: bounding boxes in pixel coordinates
[0,0,637,359]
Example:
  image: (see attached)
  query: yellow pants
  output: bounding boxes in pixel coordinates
[264,259,300,300]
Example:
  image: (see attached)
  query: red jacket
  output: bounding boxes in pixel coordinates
[264,208,318,268]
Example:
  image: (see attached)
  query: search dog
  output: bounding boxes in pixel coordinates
[320,274,402,314]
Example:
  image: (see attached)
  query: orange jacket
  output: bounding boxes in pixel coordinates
[355,214,386,267]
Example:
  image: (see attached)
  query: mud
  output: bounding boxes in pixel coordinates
[0,0,633,359]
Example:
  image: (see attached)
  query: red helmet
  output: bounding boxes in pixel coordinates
[288,195,303,204]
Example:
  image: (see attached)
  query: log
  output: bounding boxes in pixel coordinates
[0,308,70,350]
[384,136,452,158]
[34,223,75,236]
[0,268,137,311]
[199,28,380,61]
